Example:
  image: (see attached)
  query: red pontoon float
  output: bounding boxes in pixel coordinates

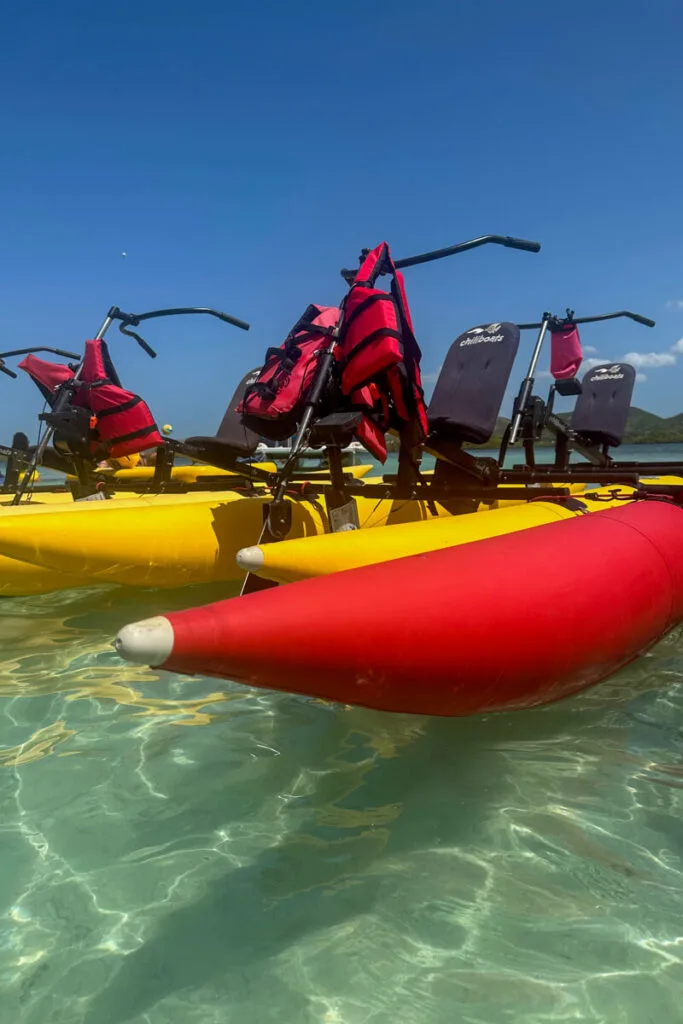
[115,500,683,717]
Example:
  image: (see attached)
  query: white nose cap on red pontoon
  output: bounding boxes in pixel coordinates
[114,616,174,666]
[236,545,265,571]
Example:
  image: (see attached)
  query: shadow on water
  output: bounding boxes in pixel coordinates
[79,675,644,1023]
[4,583,683,1021]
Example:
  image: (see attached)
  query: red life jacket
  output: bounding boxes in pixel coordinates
[335,242,428,461]
[19,340,163,460]
[76,339,164,458]
[18,354,74,404]
[238,304,340,441]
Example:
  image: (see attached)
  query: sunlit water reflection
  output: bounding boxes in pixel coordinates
[2,446,683,1022]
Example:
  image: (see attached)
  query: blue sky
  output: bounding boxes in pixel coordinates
[1,0,682,439]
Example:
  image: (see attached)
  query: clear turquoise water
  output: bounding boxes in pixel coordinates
[2,445,683,1023]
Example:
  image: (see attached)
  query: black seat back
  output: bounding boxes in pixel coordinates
[11,431,29,452]
[215,368,264,456]
[427,322,520,445]
[571,362,635,448]
[3,432,30,489]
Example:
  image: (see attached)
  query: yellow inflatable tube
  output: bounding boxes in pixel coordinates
[0,477,668,596]
[235,489,641,584]
[2,463,374,513]
[0,490,454,591]
[0,555,89,597]
[82,462,373,484]
[0,489,232,515]
[90,462,277,483]
[0,477,596,595]
[1,492,72,508]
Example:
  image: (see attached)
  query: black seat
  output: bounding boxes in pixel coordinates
[38,445,79,475]
[185,367,264,468]
[308,411,363,448]
[570,362,635,448]
[2,432,30,489]
[426,322,520,454]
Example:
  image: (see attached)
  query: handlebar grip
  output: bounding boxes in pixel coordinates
[119,321,157,357]
[53,348,83,360]
[137,338,157,358]
[216,312,250,331]
[504,237,542,253]
[0,362,17,379]
[630,313,656,327]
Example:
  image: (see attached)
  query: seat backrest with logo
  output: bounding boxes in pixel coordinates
[570,362,635,448]
[427,322,521,445]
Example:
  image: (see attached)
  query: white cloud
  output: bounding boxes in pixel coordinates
[666,300,683,310]
[622,351,676,368]
[583,345,598,354]
[583,356,610,370]
[636,373,648,383]
[671,338,683,354]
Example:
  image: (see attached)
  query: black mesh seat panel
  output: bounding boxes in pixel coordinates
[571,363,635,447]
[427,322,520,445]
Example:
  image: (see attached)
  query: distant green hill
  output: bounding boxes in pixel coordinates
[486,407,683,447]
[568,406,683,444]
[386,406,683,452]
[623,407,668,437]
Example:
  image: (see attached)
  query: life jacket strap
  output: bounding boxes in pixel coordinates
[96,423,160,451]
[336,329,403,379]
[93,395,143,419]
[341,292,395,336]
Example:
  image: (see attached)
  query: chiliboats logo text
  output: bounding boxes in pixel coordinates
[591,364,625,381]
[460,323,505,346]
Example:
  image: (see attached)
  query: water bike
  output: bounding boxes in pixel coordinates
[113,240,683,716]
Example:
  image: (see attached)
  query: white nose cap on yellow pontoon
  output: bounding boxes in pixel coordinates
[114,616,174,665]
[236,545,265,571]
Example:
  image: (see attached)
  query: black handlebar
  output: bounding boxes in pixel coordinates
[105,305,251,359]
[341,233,541,282]
[108,305,250,332]
[518,309,656,330]
[621,312,656,328]
[0,347,82,380]
[395,235,542,267]
[0,347,82,360]
[499,236,543,254]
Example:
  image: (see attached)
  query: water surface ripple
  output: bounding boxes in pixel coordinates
[3,447,683,1023]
